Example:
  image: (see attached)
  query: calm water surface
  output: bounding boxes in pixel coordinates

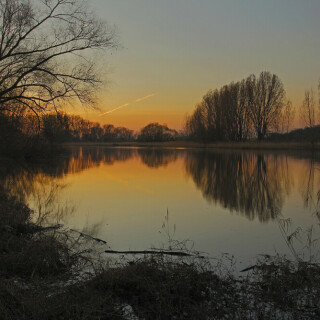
[2,146,320,266]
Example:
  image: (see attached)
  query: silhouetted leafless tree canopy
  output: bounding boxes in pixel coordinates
[0,0,116,116]
[281,99,295,134]
[247,72,285,140]
[185,71,286,141]
[301,89,316,128]
[138,122,178,142]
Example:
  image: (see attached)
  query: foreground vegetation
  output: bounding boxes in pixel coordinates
[1,187,320,319]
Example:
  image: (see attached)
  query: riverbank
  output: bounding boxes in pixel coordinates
[64,140,320,151]
[1,188,320,319]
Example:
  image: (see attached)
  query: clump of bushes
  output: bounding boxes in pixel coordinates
[0,188,71,280]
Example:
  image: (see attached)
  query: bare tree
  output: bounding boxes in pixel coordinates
[301,89,316,128]
[185,71,286,142]
[0,0,116,116]
[185,104,207,140]
[281,99,295,133]
[221,81,251,141]
[247,72,285,140]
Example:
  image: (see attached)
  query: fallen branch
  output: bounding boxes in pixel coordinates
[104,249,197,257]
[240,265,256,272]
[70,229,107,245]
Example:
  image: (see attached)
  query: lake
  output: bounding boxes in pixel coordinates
[2,146,320,268]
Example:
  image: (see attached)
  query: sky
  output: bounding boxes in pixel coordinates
[76,0,320,131]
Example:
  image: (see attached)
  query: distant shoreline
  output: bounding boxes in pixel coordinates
[63,140,320,151]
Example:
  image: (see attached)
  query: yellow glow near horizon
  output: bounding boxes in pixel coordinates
[71,85,308,132]
[99,93,157,119]
[65,0,320,132]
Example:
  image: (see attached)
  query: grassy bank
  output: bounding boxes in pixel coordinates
[1,189,320,319]
[64,140,320,151]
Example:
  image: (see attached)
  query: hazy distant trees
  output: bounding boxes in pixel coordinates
[1,109,185,148]
[0,0,116,116]
[103,125,116,141]
[138,123,178,142]
[280,100,295,134]
[102,125,134,142]
[185,71,286,141]
[300,89,316,129]
[41,112,134,142]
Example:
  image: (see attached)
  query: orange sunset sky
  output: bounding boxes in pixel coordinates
[68,0,320,131]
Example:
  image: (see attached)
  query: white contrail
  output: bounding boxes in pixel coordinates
[99,103,130,116]
[99,93,157,116]
[135,93,156,103]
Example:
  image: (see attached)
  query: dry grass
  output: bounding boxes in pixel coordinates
[242,256,320,319]
[94,257,223,319]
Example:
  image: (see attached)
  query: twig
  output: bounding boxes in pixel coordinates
[70,229,107,245]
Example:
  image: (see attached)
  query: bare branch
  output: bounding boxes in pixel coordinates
[0,0,117,114]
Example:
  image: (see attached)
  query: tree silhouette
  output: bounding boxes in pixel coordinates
[138,123,177,142]
[185,71,286,141]
[247,72,285,140]
[0,0,116,115]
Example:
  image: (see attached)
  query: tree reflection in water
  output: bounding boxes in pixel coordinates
[184,151,294,222]
[0,147,137,200]
[138,148,178,168]
[1,147,319,224]
[298,157,320,213]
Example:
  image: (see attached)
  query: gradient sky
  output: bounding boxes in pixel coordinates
[76,0,320,131]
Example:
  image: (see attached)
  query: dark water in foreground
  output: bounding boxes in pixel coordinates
[2,146,320,267]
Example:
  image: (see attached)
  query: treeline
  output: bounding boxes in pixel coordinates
[42,113,135,143]
[41,114,179,142]
[185,71,293,141]
[0,110,180,157]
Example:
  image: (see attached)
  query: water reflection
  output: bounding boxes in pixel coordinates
[298,158,320,212]
[185,151,293,222]
[0,147,137,199]
[54,147,137,176]
[0,147,319,223]
[138,148,178,168]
